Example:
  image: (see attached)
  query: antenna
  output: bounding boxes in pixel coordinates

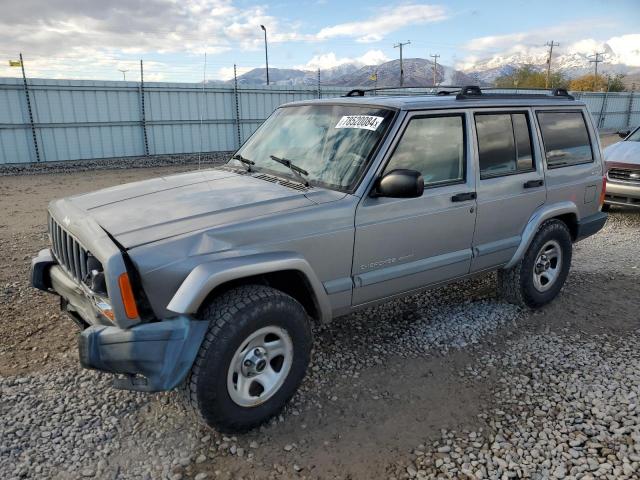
[198,52,207,170]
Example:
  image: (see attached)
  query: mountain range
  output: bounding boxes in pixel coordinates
[223,50,639,88]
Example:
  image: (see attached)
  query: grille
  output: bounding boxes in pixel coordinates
[48,214,90,284]
[608,168,640,184]
[253,173,309,192]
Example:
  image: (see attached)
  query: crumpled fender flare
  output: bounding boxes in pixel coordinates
[166,252,332,323]
[505,201,579,270]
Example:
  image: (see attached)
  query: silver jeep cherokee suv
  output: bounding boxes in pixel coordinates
[31,86,608,432]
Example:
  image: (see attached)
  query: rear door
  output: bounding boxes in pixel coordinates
[470,108,546,272]
[352,110,477,305]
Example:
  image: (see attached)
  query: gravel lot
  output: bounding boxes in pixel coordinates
[1,144,638,479]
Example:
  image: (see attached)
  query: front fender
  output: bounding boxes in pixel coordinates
[166,252,332,323]
[505,201,579,269]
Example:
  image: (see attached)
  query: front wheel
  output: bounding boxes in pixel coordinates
[497,219,572,308]
[182,285,312,432]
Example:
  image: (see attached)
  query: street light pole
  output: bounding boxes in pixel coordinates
[118,69,129,81]
[260,25,270,86]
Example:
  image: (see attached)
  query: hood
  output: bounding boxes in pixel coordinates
[603,141,640,166]
[62,168,334,248]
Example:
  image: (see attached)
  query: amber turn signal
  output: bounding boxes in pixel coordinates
[118,272,139,319]
[599,176,607,209]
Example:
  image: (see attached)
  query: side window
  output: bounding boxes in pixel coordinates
[384,115,465,188]
[475,113,534,179]
[537,111,593,168]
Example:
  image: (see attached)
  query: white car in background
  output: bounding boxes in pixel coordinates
[603,126,640,210]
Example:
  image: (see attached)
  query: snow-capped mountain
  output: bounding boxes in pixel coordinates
[464,43,637,83]
[228,58,478,87]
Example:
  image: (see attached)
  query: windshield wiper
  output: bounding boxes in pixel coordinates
[269,155,310,186]
[232,153,255,172]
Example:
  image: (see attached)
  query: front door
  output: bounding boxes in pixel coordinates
[470,109,547,272]
[352,111,477,306]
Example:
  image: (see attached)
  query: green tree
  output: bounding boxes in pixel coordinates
[569,73,626,92]
[494,65,568,89]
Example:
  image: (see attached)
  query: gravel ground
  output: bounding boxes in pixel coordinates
[402,331,640,479]
[0,152,229,176]
[0,157,638,479]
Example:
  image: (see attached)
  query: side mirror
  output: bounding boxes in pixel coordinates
[373,169,424,198]
[618,130,631,139]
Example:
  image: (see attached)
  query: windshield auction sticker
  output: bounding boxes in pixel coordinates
[335,115,384,131]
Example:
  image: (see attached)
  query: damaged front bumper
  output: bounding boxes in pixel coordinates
[31,248,208,392]
[78,316,208,392]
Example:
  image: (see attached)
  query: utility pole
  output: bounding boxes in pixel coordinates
[545,41,559,88]
[118,69,129,81]
[430,53,440,86]
[394,40,411,87]
[260,25,270,85]
[589,51,606,91]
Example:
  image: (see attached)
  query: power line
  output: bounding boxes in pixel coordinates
[589,51,606,91]
[545,41,559,88]
[430,53,440,86]
[394,40,411,87]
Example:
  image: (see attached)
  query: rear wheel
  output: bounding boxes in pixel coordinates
[182,285,312,432]
[498,219,572,308]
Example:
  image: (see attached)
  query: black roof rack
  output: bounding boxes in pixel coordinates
[343,85,574,101]
[455,86,574,100]
[344,85,462,97]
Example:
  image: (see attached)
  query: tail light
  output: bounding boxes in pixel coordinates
[599,176,607,210]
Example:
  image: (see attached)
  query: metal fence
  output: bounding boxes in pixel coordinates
[1,77,638,164]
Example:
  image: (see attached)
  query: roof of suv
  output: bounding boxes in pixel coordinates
[285,94,584,111]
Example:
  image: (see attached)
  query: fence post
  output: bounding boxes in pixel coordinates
[19,53,41,162]
[626,85,635,129]
[139,60,150,156]
[233,64,242,148]
[597,80,610,130]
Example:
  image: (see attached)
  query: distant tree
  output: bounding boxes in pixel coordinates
[494,65,569,89]
[569,73,626,92]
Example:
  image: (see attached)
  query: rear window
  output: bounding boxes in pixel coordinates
[537,111,593,168]
[475,113,534,178]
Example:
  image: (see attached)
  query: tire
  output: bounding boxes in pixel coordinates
[181,285,312,433]
[601,203,611,212]
[497,219,572,309]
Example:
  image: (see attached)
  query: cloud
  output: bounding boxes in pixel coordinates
[0,0,302,80]
[297,50,390,70]
[456,21,638,70]
[315,3,447,43]
[606,34,640,66]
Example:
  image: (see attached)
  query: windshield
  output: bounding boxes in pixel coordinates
[233,104,395,191]
[627,127,640,142]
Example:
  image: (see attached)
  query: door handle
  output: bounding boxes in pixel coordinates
[524,179,544,189]
[451,192,477,202]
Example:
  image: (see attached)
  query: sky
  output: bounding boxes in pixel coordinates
[0,0,638,82]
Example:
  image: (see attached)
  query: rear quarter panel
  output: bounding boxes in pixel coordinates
[533,106,604,221]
